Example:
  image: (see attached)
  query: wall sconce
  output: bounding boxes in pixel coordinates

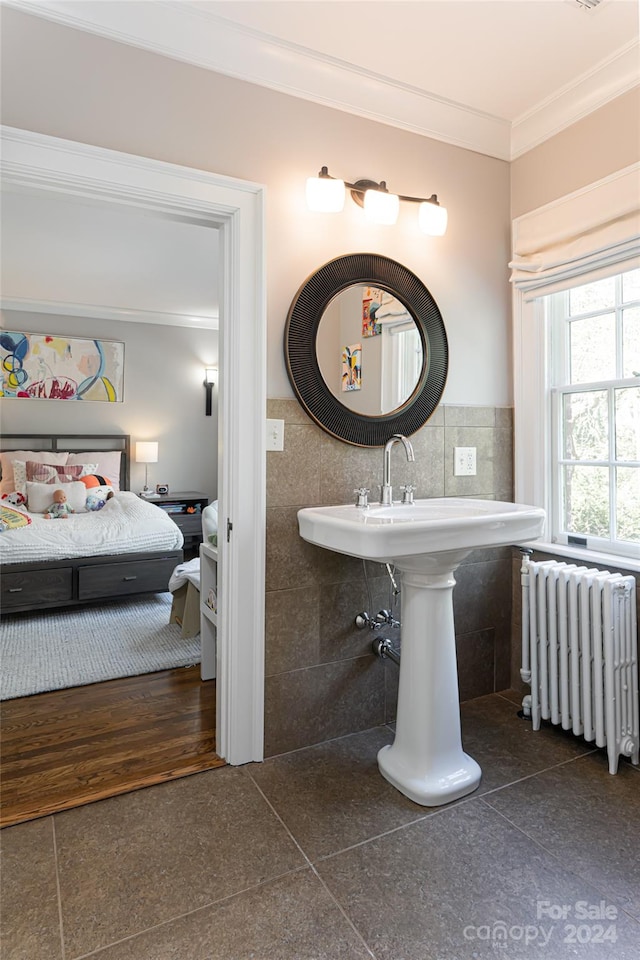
[135,440,159,498]
[204,367,217,416]
[306,166,448,236]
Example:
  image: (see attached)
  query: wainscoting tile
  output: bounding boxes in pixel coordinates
[494,625,512,692]
[314,544,368,587]
[85,870,372,960]
[0,817,61,960]
[460,694,594,795]
[249,727,425,861]
[267,397,316,426]
[266,424,322,508]
[444,426,496,497]
[384,657,400,722]
[265,584,320,676]
[315,801,640,960]
[444,405,496,427]
[319,575,398,663]
[393,424,445,498]
[266,506,319,592]
[494,405,513,429]
[53,768,306,958]
[318,436,381,507]
[484,751,640,921]
[492,426,514,501]
[456,628,495,701]
[264,657,385,757]
[453,558,511,638]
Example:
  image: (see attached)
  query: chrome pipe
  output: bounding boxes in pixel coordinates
[372,636,401,666]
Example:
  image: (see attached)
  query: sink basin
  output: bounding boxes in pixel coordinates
[297,496,545,807]
[298,497,545,567]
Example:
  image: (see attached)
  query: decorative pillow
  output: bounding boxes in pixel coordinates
[11,460,97,496]
[86,486,115,511]
[26,461,98,485]
[67,451,122,491]
[25,480,88,514]
[0,450,69,497]
[0,504,32,531]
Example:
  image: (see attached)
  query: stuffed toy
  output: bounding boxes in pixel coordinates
[81,473,113,489]
[86,487,115,511]
[1,491,26,508]
[43,488,74,519]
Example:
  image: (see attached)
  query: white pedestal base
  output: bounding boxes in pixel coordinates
[378,564,482,806]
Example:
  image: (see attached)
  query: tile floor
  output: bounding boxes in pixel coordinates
[2,692,639,959]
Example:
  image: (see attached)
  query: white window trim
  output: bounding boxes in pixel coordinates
[512,165,640,572]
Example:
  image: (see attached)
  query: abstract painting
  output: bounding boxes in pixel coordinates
[362,286,383,338]
[342,343,362,392]
[0,331,124,402]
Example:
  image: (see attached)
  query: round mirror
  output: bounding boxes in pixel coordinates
[285,254,448,446]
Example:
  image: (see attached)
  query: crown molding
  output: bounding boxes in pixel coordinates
[511,40,640,159]
[1,297,219,329]
[5,0,639,162]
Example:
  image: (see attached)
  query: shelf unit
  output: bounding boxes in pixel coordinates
[199,541,218,680]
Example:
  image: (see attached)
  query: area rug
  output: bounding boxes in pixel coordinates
[0,593,200,700]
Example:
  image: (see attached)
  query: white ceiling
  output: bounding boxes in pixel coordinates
[6,0,639,159]
[1,0,638,325]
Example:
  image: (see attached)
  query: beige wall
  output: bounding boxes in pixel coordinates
[0,7,512,407]
[511,87,640,219]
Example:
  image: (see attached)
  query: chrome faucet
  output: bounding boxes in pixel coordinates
[380,434,415,504]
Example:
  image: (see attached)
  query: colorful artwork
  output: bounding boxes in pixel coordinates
[0,332,124,402]
[342,343,362,392]
[362,286,383,338]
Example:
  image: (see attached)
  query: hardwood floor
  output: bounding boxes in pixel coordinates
[0,666,225,828]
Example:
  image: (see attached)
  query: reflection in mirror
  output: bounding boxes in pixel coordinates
[316,286,424,416]
[285,253,448,447]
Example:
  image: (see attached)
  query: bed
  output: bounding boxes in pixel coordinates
[0,433,183,615]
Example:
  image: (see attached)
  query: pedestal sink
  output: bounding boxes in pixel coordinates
[298,498,545,806]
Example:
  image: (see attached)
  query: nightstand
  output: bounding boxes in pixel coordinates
[147,491,209,549]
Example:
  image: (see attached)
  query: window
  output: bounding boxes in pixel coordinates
[545,268,640,558]
[512,164,640,566]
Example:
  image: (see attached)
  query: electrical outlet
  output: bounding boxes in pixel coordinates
[266,418,284,451]
[454,446,476,476]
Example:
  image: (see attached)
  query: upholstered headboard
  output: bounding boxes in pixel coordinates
[0,433,130,491]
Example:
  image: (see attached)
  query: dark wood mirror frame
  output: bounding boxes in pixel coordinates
[284,253,448,446]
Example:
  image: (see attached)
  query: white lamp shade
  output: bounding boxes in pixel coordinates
[364,189,399,225]
[135,441,158,464]
[418,201,448,236]
[306,176,345,213]
[205,367,217,384]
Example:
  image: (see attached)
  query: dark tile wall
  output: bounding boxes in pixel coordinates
[265,399,515,757]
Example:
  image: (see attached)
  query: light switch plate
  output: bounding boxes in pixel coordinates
[266,418,285,451]
[454,446,476,476]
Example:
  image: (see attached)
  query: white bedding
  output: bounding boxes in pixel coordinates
[0,491,183,564]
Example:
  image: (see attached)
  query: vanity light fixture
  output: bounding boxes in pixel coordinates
[204,367,217,416]
[306,166,448,235]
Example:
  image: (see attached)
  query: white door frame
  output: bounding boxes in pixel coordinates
[0,126,266,765]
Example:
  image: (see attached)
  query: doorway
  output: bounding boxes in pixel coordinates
[0,127,266,813]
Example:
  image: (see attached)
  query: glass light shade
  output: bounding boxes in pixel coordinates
[135,441,159,464]
[418,201,448,236]
[306,176,345,213]
[364,189,399,225]
[205,367,217,384]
